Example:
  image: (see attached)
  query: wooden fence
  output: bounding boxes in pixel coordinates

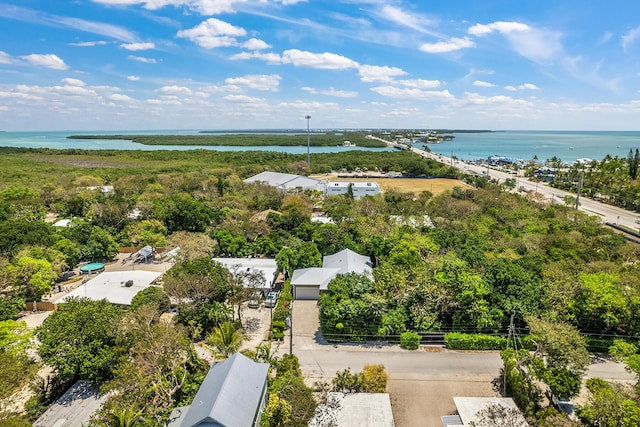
[26,301,57,312]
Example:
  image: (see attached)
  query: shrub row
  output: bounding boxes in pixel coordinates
[445,332,508,350]
[270,281,292,340]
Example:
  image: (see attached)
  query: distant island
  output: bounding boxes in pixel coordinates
[67,132,387,147]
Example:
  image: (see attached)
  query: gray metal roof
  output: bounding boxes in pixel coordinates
[290,267,342,290]
[244,171,325,192]
[323,249,372,276]
[176,352,269,427]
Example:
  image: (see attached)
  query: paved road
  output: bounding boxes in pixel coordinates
[369,135,640,230]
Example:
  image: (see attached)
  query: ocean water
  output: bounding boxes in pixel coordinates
[426,130,640,163]
[0,130,638,163]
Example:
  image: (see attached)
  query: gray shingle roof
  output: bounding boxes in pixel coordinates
[323,249,372,276]
[290,267,342,291]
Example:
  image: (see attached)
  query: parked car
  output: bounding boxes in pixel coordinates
[265,291,278,308]
[248,298,260,308]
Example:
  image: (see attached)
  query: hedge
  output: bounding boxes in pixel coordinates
[445,333,508,350]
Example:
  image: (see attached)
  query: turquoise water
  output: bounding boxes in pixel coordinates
[426,130,640,163]
[1,130,639,162]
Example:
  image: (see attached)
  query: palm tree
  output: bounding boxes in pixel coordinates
[107,408,141,427]
[206,321,245,358]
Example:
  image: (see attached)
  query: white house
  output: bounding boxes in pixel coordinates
[325,181,380,199]
[291,249,372,300]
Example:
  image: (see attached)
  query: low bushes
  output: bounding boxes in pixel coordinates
[400,331,421,350]
[444,332,507,350]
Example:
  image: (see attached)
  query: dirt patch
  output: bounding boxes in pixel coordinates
[388,377,498,427]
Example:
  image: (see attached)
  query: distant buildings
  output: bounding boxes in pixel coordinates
[244,172,381,199]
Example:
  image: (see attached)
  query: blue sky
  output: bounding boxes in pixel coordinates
[2,1,640,130]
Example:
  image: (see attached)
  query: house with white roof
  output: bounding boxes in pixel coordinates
[212,257,277,296]
[244,171,326,193]
[325,181,380,199]
[55,271,162,306]
[166,352,269,427]
[291,249,372,300]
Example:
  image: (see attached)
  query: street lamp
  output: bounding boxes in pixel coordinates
[305,115,311,168]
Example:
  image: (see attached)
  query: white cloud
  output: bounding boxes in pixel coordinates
[120,42,155,51]
[282,49,359,70]
[62,78,86,87]
[20,54,69,70]
[358,64,407,83]
[109,93,133,101]
[468,21,531,36]
[519,83,539,90]
[177,18,246,49]
[370,86,454,101]
[127,75,141,81]
[157,85,193,95]
[242,38,270,50]
[301,86,358,98]
[397,79,441,89]
[230,51,282,64]
[224,74,281,91]
[90,0,274,15]
[419,37,475,53]
[469,21,563,63]
[504,85,516,91]
[473,80,495,88]
[128,55,157,63]
[222,94,266,103]
[378,5,438,35]
[69,40,109,47]
[622,26,640,51]
[0,51,12,64]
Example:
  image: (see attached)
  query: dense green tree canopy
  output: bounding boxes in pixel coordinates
[36,298,125,381]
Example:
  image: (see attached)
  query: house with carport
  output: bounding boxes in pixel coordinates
[291,249,372,300]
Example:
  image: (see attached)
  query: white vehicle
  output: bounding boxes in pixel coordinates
[265,291,278,308]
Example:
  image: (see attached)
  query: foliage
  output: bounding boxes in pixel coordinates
[36,298,124,381]
[268,354,316,427]
[399,331,421,350]
[0,321,38,401]
[576,378,640,426]
[444,332,509,350]
[362,364,388,392]
[499,348,541,418]
[206,321,245,358]
[129,286,171,314]
[95,314,208,426]
[0,296,25,322]
[332,368,364,393]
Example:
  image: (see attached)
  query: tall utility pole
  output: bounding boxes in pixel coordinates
[305,115,311,167]
[575,169,584,210]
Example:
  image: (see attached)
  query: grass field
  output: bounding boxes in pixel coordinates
[313,176,472,196]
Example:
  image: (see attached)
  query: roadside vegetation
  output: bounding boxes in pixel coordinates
[0,145,639,425]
